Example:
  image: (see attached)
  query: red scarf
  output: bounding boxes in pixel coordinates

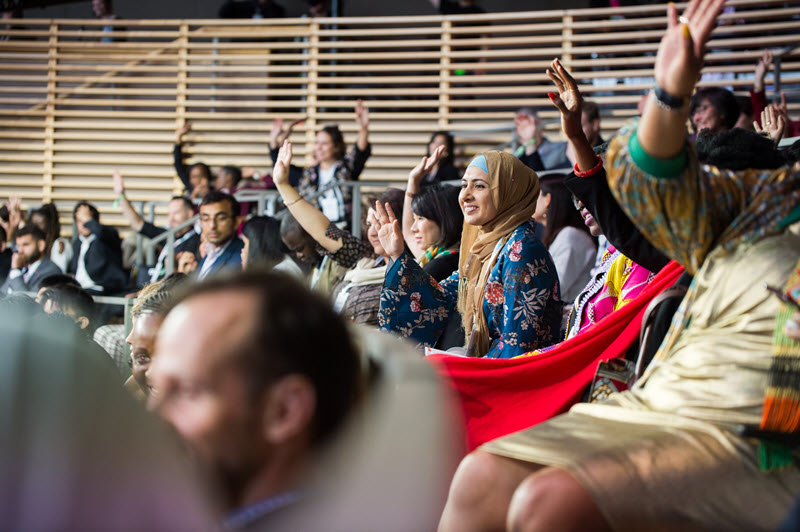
[426,261,684,452]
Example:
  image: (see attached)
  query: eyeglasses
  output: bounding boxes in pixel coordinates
[200,213,232,224]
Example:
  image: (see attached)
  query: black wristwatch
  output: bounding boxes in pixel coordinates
[652,85,687,112]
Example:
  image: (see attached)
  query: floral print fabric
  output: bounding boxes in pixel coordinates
[379,219,562,359]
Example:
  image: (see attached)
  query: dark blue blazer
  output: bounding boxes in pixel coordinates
[197,237,244,279]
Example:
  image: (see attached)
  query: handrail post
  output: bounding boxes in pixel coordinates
[165,228,176,276]
[774,55,782,103]
[136,201,146,266]
[43,22,58,205]
[351,182,362,238]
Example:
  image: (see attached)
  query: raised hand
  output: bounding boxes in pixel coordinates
[372,200,405,260]
[272,139,294,188]
[175,122,191,144]
[546,58,585,142]
[7,195,22,232]
[408,144,445,189]
[755,105,786,147]
[355,99,370,130]
[654,0,727,99]
[112,169,126,196]
[269,118,284,146]
[753,48,773,93]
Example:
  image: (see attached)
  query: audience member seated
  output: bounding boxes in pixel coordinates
[402,145,463,282]
[34,273,80,302]
[0,300,216,531]
[177,191,244,280]
[241,215,303,278]
[420,131,459,187]
[377,150,562,358]
[1,224,62,295]
[750,49,800,139]
[689,86,739,135]
[148,271,364,529]
[513,107,570,171]
[269,100,371,229]
[280,211,348,296]
[29,203,73,273]
[112,170,200,284]
[68,201,128,295]
[439,4,800,529]
[566,99,606,165]
[534,174,596,303]
[173,123,212,200]
[215,164,243,194]
[273,140,401,325]
[124,272,188,401]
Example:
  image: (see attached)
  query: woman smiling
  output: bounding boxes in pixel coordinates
[375,151,562,358]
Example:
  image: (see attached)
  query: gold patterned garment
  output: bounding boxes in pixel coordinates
[483,124,800,531]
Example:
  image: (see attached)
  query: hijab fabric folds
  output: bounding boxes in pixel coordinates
[457,150,540,356]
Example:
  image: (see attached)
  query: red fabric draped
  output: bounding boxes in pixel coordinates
[425,260,684,452]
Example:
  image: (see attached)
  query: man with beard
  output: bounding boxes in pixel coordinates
[2,224,62,295]
[148,271,363,529]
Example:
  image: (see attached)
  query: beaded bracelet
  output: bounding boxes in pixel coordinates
[574,156,603,178]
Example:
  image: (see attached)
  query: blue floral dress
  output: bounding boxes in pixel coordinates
[378,219,562,358]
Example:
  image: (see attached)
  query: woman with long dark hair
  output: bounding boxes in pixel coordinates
[534,175,596,303]
[29,203,72,273]
[240,215,303,278]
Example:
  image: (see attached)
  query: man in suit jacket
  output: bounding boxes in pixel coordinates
[69,201,128,295]
[112,170,200,285]
[177,191,243,280]
[2,224,63,295]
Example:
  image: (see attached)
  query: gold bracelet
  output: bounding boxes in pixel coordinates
[284,196,303,207]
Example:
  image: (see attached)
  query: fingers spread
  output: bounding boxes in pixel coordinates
[385,202,398,224]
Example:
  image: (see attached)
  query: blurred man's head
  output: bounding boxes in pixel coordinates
[39,283,96,333]
[36,274,81,303]
[214,165,242,192]
[72,201,100,237]
[167,196,195,232]
[280,213,320,266]
[199,191,241,248]
[13,225,47,269]
[150,272,363,510]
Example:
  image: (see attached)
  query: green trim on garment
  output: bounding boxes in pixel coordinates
[628,130,688,179]
[778,201,800,230]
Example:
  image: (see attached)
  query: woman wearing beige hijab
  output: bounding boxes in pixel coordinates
[374,150,562,358]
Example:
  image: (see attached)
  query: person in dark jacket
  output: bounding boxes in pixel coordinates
[69,201,128,295]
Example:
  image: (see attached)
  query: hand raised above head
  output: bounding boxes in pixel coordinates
[409,144,445,186]
[654,0,727,99]
[272,139,294,188]
[546,58,585,142]
[112,169,125,196]
[355,99,370,129]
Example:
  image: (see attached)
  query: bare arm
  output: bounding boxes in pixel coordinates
[112,170,144,232]
[638,0,726,159]
[355,99,370,152]
[546,59,599,173]
[273,140,344,253]
[403,145,445,259]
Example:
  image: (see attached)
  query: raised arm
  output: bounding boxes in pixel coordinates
[639,0,726,159]
[355,99,370,152]
[112,170,144,232]
[269,117,304,152]
[546,58,599,173]
[273,140,345,253]
[173,123,192,192]
[403,145,445,259]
